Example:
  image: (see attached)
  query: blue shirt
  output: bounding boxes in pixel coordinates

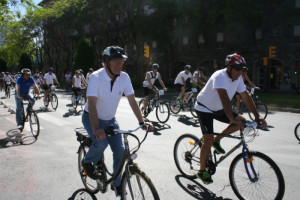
[16,76,35,95]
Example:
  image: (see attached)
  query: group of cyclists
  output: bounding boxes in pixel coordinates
[1,45,268,197]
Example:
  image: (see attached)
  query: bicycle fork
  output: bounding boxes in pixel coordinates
[242,146,258,182]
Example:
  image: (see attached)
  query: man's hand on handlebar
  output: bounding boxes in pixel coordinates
[94,128,106,141]
[142,122,154,132]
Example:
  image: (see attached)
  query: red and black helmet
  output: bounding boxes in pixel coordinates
[225,53,246,68]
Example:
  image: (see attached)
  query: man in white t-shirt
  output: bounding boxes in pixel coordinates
[174,65,197,103]
[64,71,72,89]
[193,67,208,89]
[72,70,86,103]
[194,53,267,184]
[42,67,60,106]
[81,46,154,196]
[86,68,93,85]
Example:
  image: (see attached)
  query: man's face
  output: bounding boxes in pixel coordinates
[76,72,80,77]
[184,69,190,74]
[153,68,158,73]
[108,58,125,76]
[228,65,243,80]
[49,71,53,75]
[24,74,30,80]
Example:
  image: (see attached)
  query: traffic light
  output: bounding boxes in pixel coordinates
[144,45,150,58]
[269,46,276,58]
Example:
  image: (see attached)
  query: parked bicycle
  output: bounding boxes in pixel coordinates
[139,88,170,123]
[43,85,58,110]
[295,122,300,141]
[173,121,285,200]
[169,87,198,118]
[71,86,87,110]
[232,88,268,121]
[75,125,160,199]
[19,98,40,138]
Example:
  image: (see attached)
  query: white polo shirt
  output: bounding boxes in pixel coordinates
[174,71,192,85]
[44,73,57,85]
[195,68,246,113]
[84,68,134,120]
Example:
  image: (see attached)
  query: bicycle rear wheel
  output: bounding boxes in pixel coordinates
[78,145,99,194]
[189,97,197,118]
[72,95,77,109]
[173,134,201,179]
[248,100,268,120]
[80,96,86,111]
[295,123,300,141]
[29,111,40,137]
[169,96,181,114]
[121,166,160,200]
[229,151,285,200]
[51,94,58,110]
[138,99,148,117]
[155,102,170,123]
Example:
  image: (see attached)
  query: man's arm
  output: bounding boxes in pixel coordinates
[181,77,186,87]
[158,74,167,90]
[244,75,259,89]
[16,84,23,101]
[54,78,60,87]
[33,83,41,96]
[146,73,153,89]
[72,76,75,87]
[88,96,106,141]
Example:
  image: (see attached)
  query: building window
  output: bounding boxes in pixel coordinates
[255,29,262,39]
[152,41,157,48]
[216,32,224,42]
[198,34,205,44]
[183,36,189,45]
[296,0,300,8]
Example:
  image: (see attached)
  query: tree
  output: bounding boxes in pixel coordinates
[0,58,7,72]
[19,52,32,69]
[73,38,95,73]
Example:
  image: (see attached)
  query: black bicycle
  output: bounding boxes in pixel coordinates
[232,88,268,121]
[173,121,285,200]
[71,87,86,110]
[19,98,40,138]
[43,85,58,110]
[295,122,300,141]
[75,125,160,199]
[139,88,170,123]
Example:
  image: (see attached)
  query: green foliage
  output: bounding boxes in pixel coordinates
[0,58,7,72]
[131,77,142,90]
[73,38,94,73]
[19,52,32,69]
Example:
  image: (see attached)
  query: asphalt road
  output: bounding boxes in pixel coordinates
[0,89,299,200]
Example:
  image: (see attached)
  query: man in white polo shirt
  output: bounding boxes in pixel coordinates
[194,53,267,184]
[81,46,153,196]
[42,67,60,106]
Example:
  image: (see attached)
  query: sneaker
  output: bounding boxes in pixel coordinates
[212,140,225,154]
[179,99,183,104]
[111,184,122,196]
[196,170,213,184]
[18,125,23,129]
[81,160,101,180]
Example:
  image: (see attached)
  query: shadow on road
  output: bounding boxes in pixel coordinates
[144,119,171,135]
[63,108,83,117]
[175,114,199,127]
[68,188,97,200]
[175,175,233,200]
[0,128,37,149]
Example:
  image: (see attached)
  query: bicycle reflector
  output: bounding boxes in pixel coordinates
[188,141,195,145]
[246,158,254,163]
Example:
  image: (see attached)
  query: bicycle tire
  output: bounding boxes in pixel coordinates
[43,96,49,108]
[72,96,78,109]
[29,111,40,137]
[169,96,181,114]
[51,94,58,110]
[229,151,285,200]
[248,100,268,120]
[121,166,160,200]
[139,99,148,117]
[173,134,201,179]
[294,123,300,141]
[80,96,85,111]
[155,102,170,123]
[78,145,99,194]
[189,97,197,118]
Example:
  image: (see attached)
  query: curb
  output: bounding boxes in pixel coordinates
[1,100,16,114]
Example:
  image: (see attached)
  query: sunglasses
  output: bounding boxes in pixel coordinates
[232,66,243,71]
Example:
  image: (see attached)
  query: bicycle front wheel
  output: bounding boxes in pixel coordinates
[72,96,77,109]
[78,145,99,194]
[295,123,300,141]
[80,96,86,111]
[248,100,268,120]
[138,99,148,117]
[121,166,160,200]
[173,134,201,179]
[29,111,40,137]
[155,102,170,123]
[169,96,181,114]
[189,97,197,118]
[51,94,58,110]
[229,151,285,200]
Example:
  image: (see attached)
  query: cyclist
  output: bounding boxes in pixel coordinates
[194,53,267,184]
[81,46,154,196]
[72,70,87,103]
[174,65,197,103]
[3,72,14,96]
[15,68,41,129]
[42,67,60,107]
[142,63,167,115]
[235,66,260,112]
[193,67,208,89]
[86,68,94,85]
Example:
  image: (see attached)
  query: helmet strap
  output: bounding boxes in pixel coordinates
[106,58,120,79]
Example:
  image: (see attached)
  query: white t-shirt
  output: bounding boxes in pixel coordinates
[3,75,11,83]
[44,73,57,85]
[193,71,202,83]
[174,71,192,85]
[84,68,134,120]
[73,76,82,88]
[143,71,159,87]
[195,68,246,113]
[65,73,72,82]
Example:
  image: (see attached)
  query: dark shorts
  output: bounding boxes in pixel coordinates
[42,84,52,91]
[143,86,151,96]
[174,83,184,91]
[196,109,238,134]
[72,87,81,96]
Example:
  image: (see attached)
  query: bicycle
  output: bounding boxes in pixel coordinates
[169,87,198,118]
[75,125,160,199]
[43,84,58,110]
[19,98,40,138]
[232,88,268,121]
[71,87,86,110]
[173,121,285,200]
[295,122,300,141]
[5,81,11,98]
[139,88,170,123]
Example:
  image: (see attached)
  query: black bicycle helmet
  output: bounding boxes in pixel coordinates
[152,63,159,69]
[185,65,191,70]
[21,68,31,75]
[102,46,128,61]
